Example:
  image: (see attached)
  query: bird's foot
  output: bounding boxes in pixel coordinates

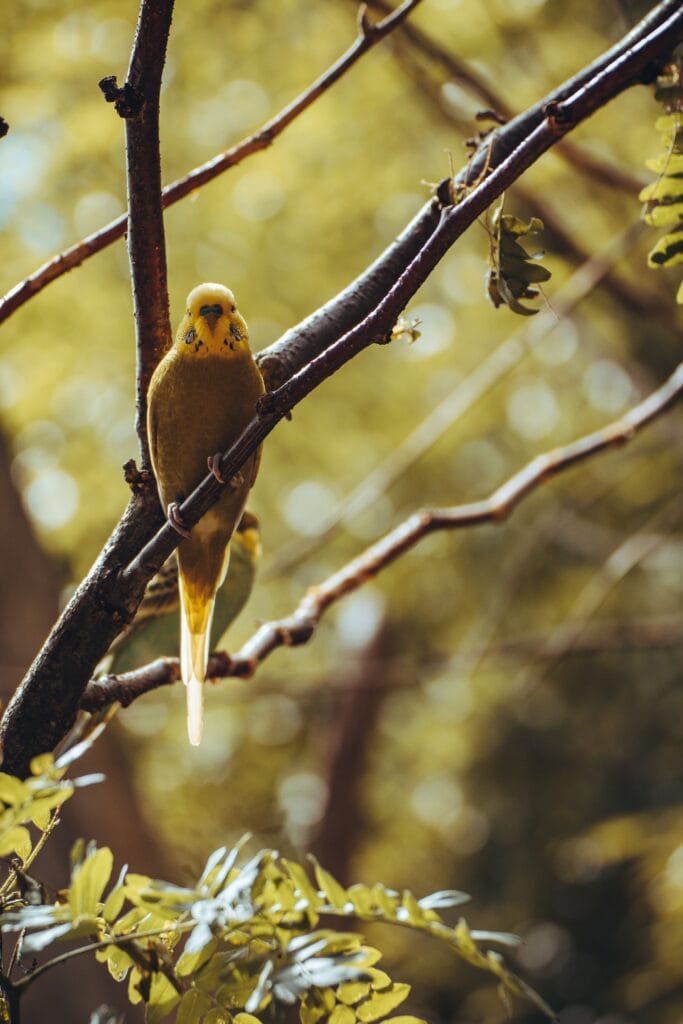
[207,454,245,490]
[207,453,225,483]
[167,502,192,538]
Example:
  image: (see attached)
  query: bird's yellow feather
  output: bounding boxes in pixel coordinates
[147,283,264,745]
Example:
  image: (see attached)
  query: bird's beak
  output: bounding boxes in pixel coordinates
[199,303,223,330]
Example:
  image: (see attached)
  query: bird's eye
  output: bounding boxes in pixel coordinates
[231,305,236,312]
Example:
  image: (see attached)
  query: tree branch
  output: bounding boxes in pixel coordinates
[359,0,648,194]
[0,0,423,336]
[2,1,680,775]
[257,0,682,385]
[379,20,672,323]
[125,3,683,589]
[262,222,650,581]
[112,0,175,467]
[0,0,175,778]
[80,356,683,711]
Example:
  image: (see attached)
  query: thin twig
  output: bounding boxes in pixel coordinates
[13,924,192,994]
[262,222,647,580]
[123,5,683,589]
[384,24,671,322]
[510,498,682,698]
[80,358,683,710]
[359,0,648,194]
[258,0,682,386]
[0,0,175,777]
[81,611,683,713]
[0,0,423,334]
[3,2,681,775]
[118,0,175,467]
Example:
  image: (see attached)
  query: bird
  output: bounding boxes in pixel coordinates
[107,511,261,675]
[147,283,265,745]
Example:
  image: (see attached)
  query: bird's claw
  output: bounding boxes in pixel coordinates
[207,453,225,483]
[167,502,192,538]
[207,455,245,490]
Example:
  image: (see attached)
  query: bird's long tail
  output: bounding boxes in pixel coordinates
[178,576,217,746]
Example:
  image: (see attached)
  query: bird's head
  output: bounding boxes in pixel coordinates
[177,282,249,356]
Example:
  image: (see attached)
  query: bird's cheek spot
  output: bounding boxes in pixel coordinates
[230,323,242,342]
[185,327,196,345]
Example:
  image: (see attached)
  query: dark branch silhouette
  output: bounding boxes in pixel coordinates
[80,354,683,711]
[1,0,681,777]
[0,0,423,335]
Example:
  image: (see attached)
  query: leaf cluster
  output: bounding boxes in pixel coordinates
[485,206,552,316]
[0,760,553,1024]
[640,49,683,301]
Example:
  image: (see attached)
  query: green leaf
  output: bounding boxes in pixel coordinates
[646,152,683,175]
[128,967,143,1006]
[655,113,682,135]
[234,1014,262,1024]
[69,846,114,917]
[144,972,181,1024]
[101,944,135,982]
[176,989,212,1024]
[29,753,56,777]
[647,227,683,267]
[370,884,399,919]
[300,995,327,1024]
[368,969,392,991]
[383,1017,428,1024]
[176,937,218,978]
[204,1011,233,1024]
[203,1014,231,1024]
[399,891,425,926]
[356,985,411,1022]
[0,775,28,807]
[282,859,321,907]
[309,856,348,909]
[337,981,372,1006]
[29,790,72,830]
[329,1006,356,1024]
[346,884,376,916]
[644,201,683,228]
[0,825,32,861]
[102,865,129,924]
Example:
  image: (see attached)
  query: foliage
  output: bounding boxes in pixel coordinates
[0,735,103,871]
[0,751,551,1024]
[1,3,682,1024]
[486,206,552,316]
[640,47,683,301]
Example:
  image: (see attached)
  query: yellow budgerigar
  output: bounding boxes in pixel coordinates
[147,283,265,745]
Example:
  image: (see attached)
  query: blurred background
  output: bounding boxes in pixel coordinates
[0,0,681,1021]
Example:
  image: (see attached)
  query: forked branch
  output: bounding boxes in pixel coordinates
[80,357,683,711]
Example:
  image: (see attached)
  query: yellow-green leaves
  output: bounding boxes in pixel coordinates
[0,826,31,861]
[69,845,114,918]
[310,855,350,910]
[0,745,103,872]
[641,48,683,302]
[0,831,551,1023]
[486,207,551,316]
